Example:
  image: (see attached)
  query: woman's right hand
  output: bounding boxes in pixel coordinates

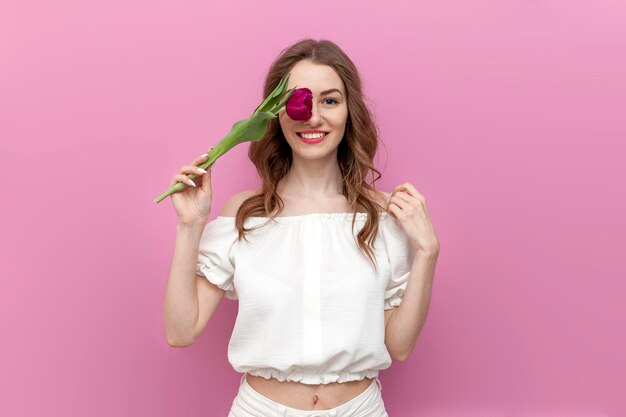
[169,149,214,225]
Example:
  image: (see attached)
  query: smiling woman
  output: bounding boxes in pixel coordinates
[162,37,431,417]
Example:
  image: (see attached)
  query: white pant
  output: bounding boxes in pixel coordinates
[228,374,389,417]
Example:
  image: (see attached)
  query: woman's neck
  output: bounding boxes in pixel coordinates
[277,162,344,200]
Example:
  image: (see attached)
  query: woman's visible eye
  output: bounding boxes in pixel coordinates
[323,98,339,105]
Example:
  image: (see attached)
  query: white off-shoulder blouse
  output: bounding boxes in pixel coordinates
[195,211,416,385]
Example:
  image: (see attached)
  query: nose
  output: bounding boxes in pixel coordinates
[305,101,323,126]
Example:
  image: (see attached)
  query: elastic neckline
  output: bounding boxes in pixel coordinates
[216,212,390,221]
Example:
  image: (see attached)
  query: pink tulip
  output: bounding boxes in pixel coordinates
[286,88,313,120]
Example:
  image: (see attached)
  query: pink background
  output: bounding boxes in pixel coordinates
[1,0,624,416]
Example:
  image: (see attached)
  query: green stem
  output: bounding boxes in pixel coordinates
[152,128,239,204]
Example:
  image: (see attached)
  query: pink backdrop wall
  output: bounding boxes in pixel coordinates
[1,1,624,416]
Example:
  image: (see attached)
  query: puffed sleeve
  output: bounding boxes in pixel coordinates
[381,215,416,310]
[196,217,239,300]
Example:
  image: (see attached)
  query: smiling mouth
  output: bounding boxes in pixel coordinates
[296,132,329,138]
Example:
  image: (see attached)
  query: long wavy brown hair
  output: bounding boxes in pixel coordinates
[233,38,389,272]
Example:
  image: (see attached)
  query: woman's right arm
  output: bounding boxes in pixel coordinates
[164,220,221,347]
[162,153,255,346]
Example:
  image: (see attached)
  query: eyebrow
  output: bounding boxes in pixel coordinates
[320,88,343,96]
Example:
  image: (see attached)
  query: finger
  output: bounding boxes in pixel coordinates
[169,174,187,188]
[180,165,208,176]
[388,199,410,220]
[390,190,414,205]
[389,195,410,211]
[387,201,402,219]
[192,147,214,166]
[389,187,415,210]
[191,153,209,166]
[173,173,196,188]
[386,195,403,214]
[179,165,208,191]
[202,165,212,193]
[393,183,424,201]
[392,192,423,214]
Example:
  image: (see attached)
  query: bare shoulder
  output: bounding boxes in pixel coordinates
[219,188,260,217]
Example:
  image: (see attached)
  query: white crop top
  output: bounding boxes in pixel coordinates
[195,211,416,385]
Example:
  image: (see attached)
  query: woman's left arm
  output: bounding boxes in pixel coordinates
[384,183,440,362]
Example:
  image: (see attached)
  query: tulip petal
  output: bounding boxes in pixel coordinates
[286,87,313,120]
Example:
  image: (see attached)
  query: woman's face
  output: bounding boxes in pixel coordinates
[278,60,349,160]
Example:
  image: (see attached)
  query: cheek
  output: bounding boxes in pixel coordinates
[330,107,348,124]
[329,114,348,129]
[278,115,291,131]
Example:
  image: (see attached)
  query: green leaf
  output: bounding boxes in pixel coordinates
[268,73,290,102]
[253,73,291,114]
[231,118,247,132]
[232,111,276,145]
[270,87,296,115]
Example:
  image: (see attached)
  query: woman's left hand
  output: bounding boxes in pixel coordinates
[386,182,440,255]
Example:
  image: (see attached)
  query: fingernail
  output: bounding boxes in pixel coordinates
[201,153,208,158]
[188,179,196,187]
[197,168,207,174]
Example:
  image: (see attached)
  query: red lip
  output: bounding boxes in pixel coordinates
[297,132,328,144]
[297,130,328,134]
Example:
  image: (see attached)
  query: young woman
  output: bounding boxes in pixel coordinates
[164,38,440,417]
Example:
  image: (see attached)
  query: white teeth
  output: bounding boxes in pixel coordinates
[299,132,327,139]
